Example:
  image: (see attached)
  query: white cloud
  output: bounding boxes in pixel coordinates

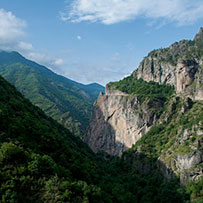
[27,52,51,64]
[0,8,34,53]
[0,8,26,40]
[53,58,65,66]
[61,0,203,25]
[77,35,82,40]
[27,52,65,69]
[17,41,33,51]
[0,8,27,50]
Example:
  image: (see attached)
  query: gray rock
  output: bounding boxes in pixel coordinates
[85,90,160,156]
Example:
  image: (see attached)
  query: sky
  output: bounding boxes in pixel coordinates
[0,0,203,85]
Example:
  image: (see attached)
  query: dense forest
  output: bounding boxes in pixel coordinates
[0,75,194,202]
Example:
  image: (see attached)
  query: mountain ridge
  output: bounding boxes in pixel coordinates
[0,51,104,136]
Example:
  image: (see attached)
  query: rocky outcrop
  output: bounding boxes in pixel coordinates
[158,124,203,184]
[134,57,177,86]
[85,87,162,156]
[134,58,202,100]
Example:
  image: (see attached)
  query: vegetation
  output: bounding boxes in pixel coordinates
[0,51,104,136]
[147,28,203,65]
[0,75,189,202]
[108,75,174,101]
[108,75,175,122]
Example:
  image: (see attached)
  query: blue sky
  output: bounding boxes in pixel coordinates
[0,0,203,85]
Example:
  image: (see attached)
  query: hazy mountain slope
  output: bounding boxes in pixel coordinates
[0,75,188,202]
[0,51,104,136]
[70,81,105,101]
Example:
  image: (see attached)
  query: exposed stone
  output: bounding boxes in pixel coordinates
[85,91,160,156]
[176,151,203,170]
[134,58,202,100]
[176,60,198,93]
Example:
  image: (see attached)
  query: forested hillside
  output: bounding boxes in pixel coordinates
[0,51,104,136]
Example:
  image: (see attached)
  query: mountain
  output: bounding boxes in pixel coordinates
[133,27,203,100]
[0,51,104,136]
[0,75,190,202]
[85,28,203,195]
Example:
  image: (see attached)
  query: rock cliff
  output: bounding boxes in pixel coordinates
[85,87,162,156]
[85,29,203,183]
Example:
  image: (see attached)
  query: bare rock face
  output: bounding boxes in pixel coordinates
[134,58,202,100]
[176,60,198,93]
[158,125,203,184]
[85,88,160,156]
[86,28,203,157]
[176,151,202,170]
[135,57,177,86]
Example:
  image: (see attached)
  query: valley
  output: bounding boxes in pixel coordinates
[0,27,202,202]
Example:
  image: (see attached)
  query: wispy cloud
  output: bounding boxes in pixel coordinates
[0,8,27,51]
[27,52,65,69]
[17,41,33,51]
[0,9,35,53]
[61,62,130,85]
[53,58,65,66]
[61,0,203,25]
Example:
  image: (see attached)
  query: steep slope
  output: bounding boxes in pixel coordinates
[0,51,104,136]
[0,75,188,202]
[0,75,101,202]
[85,28,203,190]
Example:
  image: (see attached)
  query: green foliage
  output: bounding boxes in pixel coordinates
[108,76,174,123]
[147,31,203,66]
[127,98,202,158]
[108,75,174,103]
[0,142,27,165]
[1,28,202,203]
[186,179,203,202]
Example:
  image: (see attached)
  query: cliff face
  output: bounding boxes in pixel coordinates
[85,88,161,156]
[134,57,202,100]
